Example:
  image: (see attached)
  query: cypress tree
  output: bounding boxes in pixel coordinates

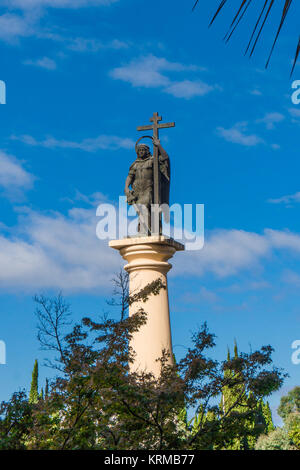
[262,401,275,433]
[234,339,238,358]
[45,378,49,398]
[221,342,252,449]
[221,343,276,449]
[195,342,276,450]
[227,346,230,361]
[29,359,39,404]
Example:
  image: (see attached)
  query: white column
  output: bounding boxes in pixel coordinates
[109,236,184,377]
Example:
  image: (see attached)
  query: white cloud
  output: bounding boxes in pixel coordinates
[23,56,57,70]
[40,32,129,52]
[176,229,271,278]
[281,269,300,287]
[289,108,300,119]
[0,151,34,198]
[164,80,213,99]
[0,216,266,291]
[268,191,300,205]
[222,280,271,293]
[256,112,285,130]
[181,286,219,304]
[0,0,118,9]
[217,122,264,147]
[0,12,36,43]
[0,205,120,292]
[11,134,135,152]
[176,228,300,279]
[3,205,300,293]
[110,55,214,99]
[0,1,118,44]
[65,190,110,207]
[0,0,125,67]
[0,11,126,52]
[66,37,128,52]
[250,89,262,96]
[265,229,300,253]
[111,55,173,88]
[270,144,280,150]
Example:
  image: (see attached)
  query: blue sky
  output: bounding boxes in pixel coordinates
[0,0,300,425]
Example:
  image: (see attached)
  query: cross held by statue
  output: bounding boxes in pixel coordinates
[137,112,175,218]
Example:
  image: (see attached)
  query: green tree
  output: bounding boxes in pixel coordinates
[215,342,275,449]
[261,400,275,434]
[286,413,300,449]
[256,386,300,450]
[278,386,300,420]
[0,391,33,450]
[45,379,49,399]
[0,282,287,450]
[255,427,295,450]
[275,387,300,450]
[29,360,39,405]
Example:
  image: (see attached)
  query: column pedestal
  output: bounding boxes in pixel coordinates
[109,235,184,377]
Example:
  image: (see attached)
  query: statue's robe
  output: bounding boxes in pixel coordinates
[158,150,170,223]
[159,150,170,207]
[128,151,170,209]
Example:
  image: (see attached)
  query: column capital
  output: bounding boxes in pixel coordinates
[109,236,184,274]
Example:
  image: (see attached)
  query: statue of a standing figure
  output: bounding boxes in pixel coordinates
[125,137,170,235]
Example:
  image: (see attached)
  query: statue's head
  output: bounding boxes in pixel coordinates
[136,144,151,160]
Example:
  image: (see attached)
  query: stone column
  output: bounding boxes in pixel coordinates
[109,235,184,377]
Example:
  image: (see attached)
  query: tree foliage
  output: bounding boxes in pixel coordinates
[29,360,39,405]
[286,413,300,449]
[255,427,295,450]
[255,386,300,450]
[0,277,287,450]
[278,386,300,420]
[0,392,33,449]
[191,342,276,449]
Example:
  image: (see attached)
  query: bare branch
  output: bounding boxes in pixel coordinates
[34,293,72,370]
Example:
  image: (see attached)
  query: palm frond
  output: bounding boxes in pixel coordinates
[193,0,299,75]
[291,37,300,77]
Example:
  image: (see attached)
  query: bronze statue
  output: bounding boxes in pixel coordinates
[125,138,170,234]
[125,113,175,235]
